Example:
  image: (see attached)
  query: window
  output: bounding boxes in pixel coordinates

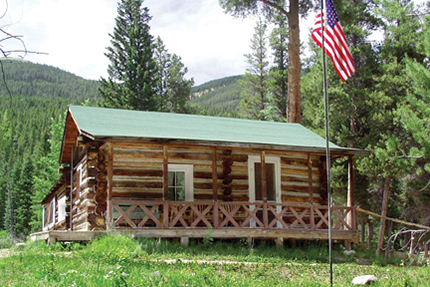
[248,156,281,203]
[44,199,56,229]
[58,196,67,222]
[167,164,193,201]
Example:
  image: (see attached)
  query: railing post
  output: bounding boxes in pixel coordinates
[310,205,315,231]
[263,202,268,228]
[163,201,169,228]
[214,201,219,229]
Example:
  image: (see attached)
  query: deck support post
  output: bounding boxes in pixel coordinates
[106,143,114,230]
[347,155,355,231]
[344,240,352,251]
[180,237,189,247]
[275,237,284,249]
[69,144,74,231]
[308,154,315,230]
[47,236,57,246]
[163,145,169,228]
[212,147,219,228]
[260,151,268,228]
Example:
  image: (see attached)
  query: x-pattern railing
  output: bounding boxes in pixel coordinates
[111,200,356,232]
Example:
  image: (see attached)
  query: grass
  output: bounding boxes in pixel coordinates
[0,234,429,286]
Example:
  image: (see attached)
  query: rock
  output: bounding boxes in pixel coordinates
[352,275,378,285]
[356,258,371,266]
[343,250,356,255]
[15,243,26,247]
[393,251,408,260]
[151,271,162,278]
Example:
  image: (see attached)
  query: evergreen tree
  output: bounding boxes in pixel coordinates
[268,13,289,120]
[15,158,34,236]
[154,37,194,113]
[398,20,430,225]
[31,115,64,232]
[240,18,269,120]
[100,0,157,111]
[219,0,311,123]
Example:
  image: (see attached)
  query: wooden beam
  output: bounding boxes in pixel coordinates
[106,143,114,231]
[347,155,355,229]
[308,154,315,230]
[260,151,267,201]
[212,147,218,201]
[163,145,169,201]
[357,207,430,231]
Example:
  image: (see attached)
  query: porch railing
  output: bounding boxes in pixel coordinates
[111,200,357,232]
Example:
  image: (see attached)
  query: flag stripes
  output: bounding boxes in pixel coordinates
[312,4,355,81]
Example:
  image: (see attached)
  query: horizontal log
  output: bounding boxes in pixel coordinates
[230,154,248,162]
[95,194,107,204]
[97,162,106,172]
[114,151,163,159]
[282,195,311,203]
[194,172,248,181]
[282,184,311,193]
[88,213,105,227]
[113,181,163,189]
[281,175,310,183]
[88,150,98,159]
[113,169,163,177]
[96,173,107,182]
[88,167,98,177]
[111,192,163,199]
[87,159,98,167]
[282,168,319,176]
[194,182,213,190]
[169,152,212,161]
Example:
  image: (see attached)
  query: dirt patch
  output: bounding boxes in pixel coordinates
[0,249,15,258]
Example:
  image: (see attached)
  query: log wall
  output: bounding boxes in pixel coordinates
[44,142,326,232]
[109,144,324,205]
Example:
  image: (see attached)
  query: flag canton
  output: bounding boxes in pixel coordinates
[326,0,340,29]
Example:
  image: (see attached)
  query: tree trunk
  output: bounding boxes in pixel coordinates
[377,176,391,256]
[287,0,301,123]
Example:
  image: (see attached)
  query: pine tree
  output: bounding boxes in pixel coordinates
[398,21,430,225]
[15,158,34,236]
[240,18,269,120]
[100,0,157,111]
[31,115,64,232]
[268,13,289,120]
[154,37,194,113]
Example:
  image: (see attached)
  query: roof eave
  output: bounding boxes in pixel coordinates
[92,136,369,156]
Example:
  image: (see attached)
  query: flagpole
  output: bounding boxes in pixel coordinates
[319,0,333,285]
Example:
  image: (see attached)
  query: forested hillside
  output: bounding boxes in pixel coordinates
[0,60,100,238]
[189,75,242,117]
[1,60,100,99]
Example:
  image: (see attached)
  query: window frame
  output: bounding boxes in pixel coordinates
[248,155,281,203]
[167,164,194,201]
[57,196,67,222]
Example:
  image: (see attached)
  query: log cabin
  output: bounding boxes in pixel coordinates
[35,105,369,246]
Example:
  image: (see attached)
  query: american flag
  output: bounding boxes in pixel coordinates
[312,0,355,81]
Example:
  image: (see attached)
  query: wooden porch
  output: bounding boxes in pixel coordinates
[109,200,359,242]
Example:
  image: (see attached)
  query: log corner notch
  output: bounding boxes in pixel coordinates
[105,142,114,231]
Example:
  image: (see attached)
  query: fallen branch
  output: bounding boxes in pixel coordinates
[357,207,430,231]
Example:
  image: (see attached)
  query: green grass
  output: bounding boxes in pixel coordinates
[0,235,429,286]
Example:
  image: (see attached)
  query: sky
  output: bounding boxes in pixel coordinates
[1,0,315,86]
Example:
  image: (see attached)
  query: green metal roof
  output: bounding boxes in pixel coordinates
[68,105,367,155]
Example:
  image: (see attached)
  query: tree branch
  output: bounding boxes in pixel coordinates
[259,0,290,18]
